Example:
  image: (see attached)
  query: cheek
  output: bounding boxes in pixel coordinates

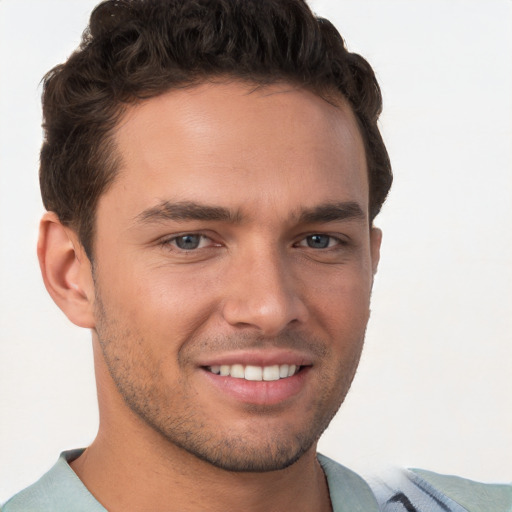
[97,261,220,345]
[302,262,373,323]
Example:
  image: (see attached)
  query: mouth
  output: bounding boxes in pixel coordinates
[198,350,313,405]
[205,363,302,381]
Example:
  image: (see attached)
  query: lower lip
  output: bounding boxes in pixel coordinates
[200,367,311,406]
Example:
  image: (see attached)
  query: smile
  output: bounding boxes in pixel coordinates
[207,364,300,381]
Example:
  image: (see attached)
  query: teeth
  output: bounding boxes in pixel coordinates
[245,365,263,381]
[262,365,280,381]
[231,364,245,379]
[207,363,300,381]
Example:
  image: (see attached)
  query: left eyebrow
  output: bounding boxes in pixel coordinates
[297,202,366,224]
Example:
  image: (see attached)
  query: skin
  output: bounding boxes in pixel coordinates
[38,81,381,512]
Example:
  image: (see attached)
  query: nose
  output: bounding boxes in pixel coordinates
[220,245,309,337]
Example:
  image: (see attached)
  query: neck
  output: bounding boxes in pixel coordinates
[71,426,332,512]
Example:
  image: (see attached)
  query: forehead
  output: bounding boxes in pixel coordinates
[105,81,368,221]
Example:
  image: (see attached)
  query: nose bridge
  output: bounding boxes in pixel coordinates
[221,240,307,335]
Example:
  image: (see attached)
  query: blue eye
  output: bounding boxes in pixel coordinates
[173,234,203,250]
[305,234,332,249]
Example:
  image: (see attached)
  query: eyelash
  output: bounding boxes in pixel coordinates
[160,233,347,252]
[161,233,217,252]
[295,234,347,250]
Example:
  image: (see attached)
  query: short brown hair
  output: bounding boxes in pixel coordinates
[40,0,392,258]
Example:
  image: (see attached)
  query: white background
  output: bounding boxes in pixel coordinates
[0,0,511,501]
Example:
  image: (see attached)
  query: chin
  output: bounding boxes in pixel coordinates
[172,432,315,473]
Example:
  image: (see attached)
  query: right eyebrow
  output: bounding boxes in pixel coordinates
[133,200,243,225]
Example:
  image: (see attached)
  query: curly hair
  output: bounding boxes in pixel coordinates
[40,0,392,258]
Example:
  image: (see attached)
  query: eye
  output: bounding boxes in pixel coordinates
[168,234,211,250]
[297,234,341,249]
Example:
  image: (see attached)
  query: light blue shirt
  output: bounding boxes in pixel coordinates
[2,450,511,511]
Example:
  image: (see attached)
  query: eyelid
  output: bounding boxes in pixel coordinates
[157,231,349,251]
[295,233,348,248]
[159,232,221,251]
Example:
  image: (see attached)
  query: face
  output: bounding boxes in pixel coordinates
[91,81,380,472]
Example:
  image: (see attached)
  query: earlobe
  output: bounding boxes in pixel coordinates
[370,227,382,276]
[37,212,96,328]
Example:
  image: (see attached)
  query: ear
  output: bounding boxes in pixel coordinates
[369,227,382,276]
[37,212,96,328]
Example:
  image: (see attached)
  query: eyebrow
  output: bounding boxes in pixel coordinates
[134,201,242,225]
[134,200,366,226]
[297,202,366,224]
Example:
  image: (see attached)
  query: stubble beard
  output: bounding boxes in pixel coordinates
[93,289,365,473]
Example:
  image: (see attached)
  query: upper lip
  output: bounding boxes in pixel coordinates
[197,349,314,368]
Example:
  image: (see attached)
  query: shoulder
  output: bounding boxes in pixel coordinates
[411,468,512,512]
[1,450,106,512]
[373,466,512,512]
[318,453,380,512]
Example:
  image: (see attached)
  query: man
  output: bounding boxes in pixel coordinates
[1,1,510,511]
